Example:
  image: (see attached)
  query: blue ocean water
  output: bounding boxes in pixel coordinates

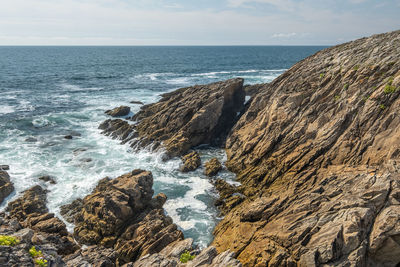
[0,46,326,247]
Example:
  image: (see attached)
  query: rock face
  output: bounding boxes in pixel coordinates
[72,169,183,265]
[100,78,245,157]
[180,151,201,172]
[212,30,400,266]
[204,158,222,176]
[105,105,131,117]
[0,170,14,204]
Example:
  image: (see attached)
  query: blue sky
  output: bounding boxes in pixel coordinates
[0,0,399,45]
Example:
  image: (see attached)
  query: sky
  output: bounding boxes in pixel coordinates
[0,0,399,45]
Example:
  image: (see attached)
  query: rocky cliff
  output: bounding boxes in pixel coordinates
[99,78,245,157]
[213,30,400,266]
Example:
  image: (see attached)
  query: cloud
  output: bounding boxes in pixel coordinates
[272,33,297,38]
[0,0,398,45]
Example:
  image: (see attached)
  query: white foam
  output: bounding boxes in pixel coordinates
[0,105,15,114]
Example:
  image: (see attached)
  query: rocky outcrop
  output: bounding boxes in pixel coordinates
[180,151,201,172]
[60,198,83,224]
[71,169,183,265]
[204,158,222,176]
[105,106,131,117]
[100,78,245,157]
[130,239,241,267]
[0,170,14,204]
[212,30,400,266]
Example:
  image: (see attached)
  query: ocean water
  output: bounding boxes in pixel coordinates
[0,46,326,247]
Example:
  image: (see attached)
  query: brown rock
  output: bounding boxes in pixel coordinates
[213,30,400,266]
[0,165,9,170]
[100,78,245,157]
[204,158,222,176]
[180,151,201,172]
[38,175,56,184]
[0,170,14,204]
[130,100,144,105]
[72,169,183,265]
[105,106,131,117]
[60,198,83,224]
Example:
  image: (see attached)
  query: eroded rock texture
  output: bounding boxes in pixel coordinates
[100,78,245,157]
[72,169,183,265]
[0,170,14,204]
[213,30,400,266]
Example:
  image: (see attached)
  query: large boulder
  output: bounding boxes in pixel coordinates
[213,30,400,266]
[204,158,222,176]
[72,169,183,265]
[180,151,201,172]
[105,105,131,117]
[100,78,245,157]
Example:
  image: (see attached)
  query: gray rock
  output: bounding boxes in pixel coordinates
[105,106,130,117]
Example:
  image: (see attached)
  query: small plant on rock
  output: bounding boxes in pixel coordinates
[319,73,325,79]
[379,104,386,110]
[0,235,19,246]
[384,77,397,94]
[29,246,47,267]
[180,250,195,263]
[353,65,359,70]
[343,83,349,90]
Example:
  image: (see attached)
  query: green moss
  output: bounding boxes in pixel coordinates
[180,251,195,263]
[0,235,19,246]
[362,95,370,102]
[353,65,359,71]
[319,73,325,79]
[384,77,397,94]
[334,95,340,101]
[34,258,48,267]
[343,83,349,90]
[379,104,386,110]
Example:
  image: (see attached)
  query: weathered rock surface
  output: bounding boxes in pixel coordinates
[38,175,56,184]
[60,198,83,224]
[180,151,201,172]
[100,78,245,157]
[105,105,131,117]
[213,30,400,266]
[72,169,183,265]
[204,158,222,176]
[0,170,14,204]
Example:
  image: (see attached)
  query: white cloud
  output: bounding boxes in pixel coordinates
[272,32,297,38]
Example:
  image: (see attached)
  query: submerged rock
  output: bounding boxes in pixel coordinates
[213,30,400,266]
[100,78,245,157]
[130,100,144,105]
[180,151,201,172]
[0,170,14,204]
[38,175,56,184]
[204,158,222,176]
[0,165,9,170]
[105,105,131,117]
[64,135,73,140]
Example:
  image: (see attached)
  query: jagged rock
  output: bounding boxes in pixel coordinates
[0,165,9,170]
[38,175,56,184]
[72,170,183,265]
[0,170,14,204]
[60,198,83,224]
[204,158,222,176]
[100,78,245,157]
[6,185,48,221]
[180,151,201,172]
[213,179,243,215]
[213,30,400,266]
[130,101,144,105]
[105,106,131,117]
[63,245,117,267]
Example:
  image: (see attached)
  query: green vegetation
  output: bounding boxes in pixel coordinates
[29,246,47,267]
[34,258,48,267]
[384,77,397,94]
[353,65,359,71]
[180,250,195,263]
[0,235,19,246]
[343,83,349,90]
[319,73,325,79]
[362,95,370,102]
[334,95,340,101]
[379,104,386,110]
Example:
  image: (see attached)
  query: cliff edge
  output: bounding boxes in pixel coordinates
[213,30,400,266]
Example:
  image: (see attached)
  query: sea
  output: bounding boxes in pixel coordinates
[0,46,326,247]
